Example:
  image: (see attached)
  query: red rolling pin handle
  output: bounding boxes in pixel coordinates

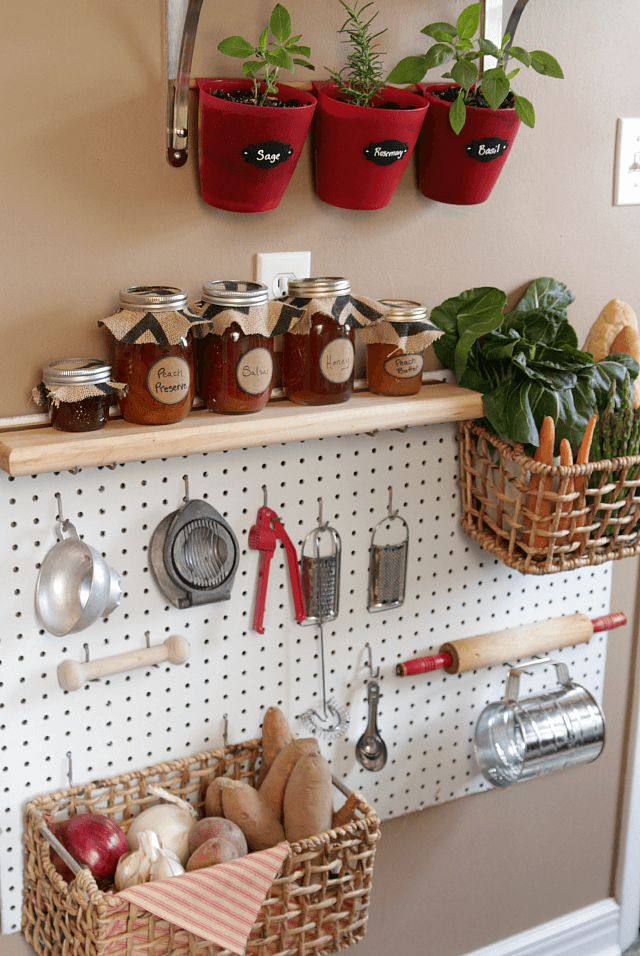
[396,612,627,678]
[397,652,453,677]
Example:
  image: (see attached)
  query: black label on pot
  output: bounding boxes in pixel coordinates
[363,140,409,166]
[465,137,509,163]
[241,141,294,168]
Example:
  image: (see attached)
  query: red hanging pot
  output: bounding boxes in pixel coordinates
[197,79,317,213]
[418,83,521,205]
[314,84,428,210]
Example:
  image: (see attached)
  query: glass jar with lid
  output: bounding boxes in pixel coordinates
[41,359,114,432]
[108,286,195,426]
[197,281,275,414]
[366,299,430,396]
[283,277,356,406]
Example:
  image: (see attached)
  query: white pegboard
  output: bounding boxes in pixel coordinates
[0,422,612,933]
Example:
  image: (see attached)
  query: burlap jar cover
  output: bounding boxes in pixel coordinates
[282,288,392,334]
[189,280,306,338]
[98,307,202,346]
[356,302,443,353]
[33,360,127,409]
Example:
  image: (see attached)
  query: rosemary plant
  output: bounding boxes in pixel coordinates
[326,0,387,107]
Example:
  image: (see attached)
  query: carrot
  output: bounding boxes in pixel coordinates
[524,416,555,551]
[558,439,574,534]
[572,413,598,543]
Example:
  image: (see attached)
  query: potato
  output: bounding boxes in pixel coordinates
[188,816,248,858]
[283,751,333,843]
[204,777,225,817]
[583,298,638,362]
[221,779,285,852]
[186,837,239,871]
[259,737,320,822]
[257,706,293,788]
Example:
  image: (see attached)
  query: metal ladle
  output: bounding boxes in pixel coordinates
[356,645,388,771]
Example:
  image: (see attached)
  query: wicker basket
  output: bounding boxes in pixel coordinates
[458,420,640,574]
[22,739,380,956]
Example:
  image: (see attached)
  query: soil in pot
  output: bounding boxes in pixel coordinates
[418,83,521,205]
[197,79,317,214]
[314,85,428,211]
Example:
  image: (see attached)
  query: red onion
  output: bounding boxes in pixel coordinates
[49,814,128,889]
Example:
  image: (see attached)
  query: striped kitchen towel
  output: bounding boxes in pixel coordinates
[117,842,289,955]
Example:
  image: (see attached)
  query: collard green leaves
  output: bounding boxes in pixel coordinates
[431,278,640,454]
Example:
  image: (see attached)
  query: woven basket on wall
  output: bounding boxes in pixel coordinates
[22,739,380,956]
[458,420,640,575]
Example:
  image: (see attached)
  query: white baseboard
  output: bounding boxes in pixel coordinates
[463,899,622,956]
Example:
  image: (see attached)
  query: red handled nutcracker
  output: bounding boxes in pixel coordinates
[248,489,306,634]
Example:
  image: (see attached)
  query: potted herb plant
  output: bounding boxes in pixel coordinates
[197,4,316,213]
[387,2,563,204]
[314,0,428,210]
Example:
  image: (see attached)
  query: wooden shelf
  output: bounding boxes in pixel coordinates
[0,383,482,477]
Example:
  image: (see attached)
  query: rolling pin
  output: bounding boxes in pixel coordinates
[396,612,626,677]
[58,634,190,691]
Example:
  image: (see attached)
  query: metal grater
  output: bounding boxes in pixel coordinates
[368,487,409,613]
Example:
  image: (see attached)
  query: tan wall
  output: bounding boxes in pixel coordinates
[5,1,640,953]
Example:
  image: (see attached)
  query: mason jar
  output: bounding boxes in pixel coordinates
[42,359,113,432]
[366,299,428,396]
[283,277,355,406]
[198,281,275,414]
[113,286,195,425]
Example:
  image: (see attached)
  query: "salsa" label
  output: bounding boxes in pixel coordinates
[146,357,191,405]
[236,347,274,395]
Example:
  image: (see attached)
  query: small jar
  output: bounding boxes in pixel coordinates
[366,300,428,396]
[42,359,113,432]
[283,277,355,406]
[113,287,195,425]
[199,282,275,414]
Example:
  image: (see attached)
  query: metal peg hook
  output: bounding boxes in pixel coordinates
[146,632,160,668]
[222,714,229,748]
[262,485,268,508]
[66,751,74,788]
[183,475,190,503]
[387,486,398,519]
[364,642,380,680]
[317,497,329,530]
[83,644,101,681]
[54,493,69,532]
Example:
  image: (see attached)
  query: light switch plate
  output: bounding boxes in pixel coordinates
[614,117,640,205]
[255,251,311,298]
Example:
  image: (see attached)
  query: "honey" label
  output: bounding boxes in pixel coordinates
[236,348,274,395]
[383,353,424,379]
[319,339,354,384]
[146,356,191,405]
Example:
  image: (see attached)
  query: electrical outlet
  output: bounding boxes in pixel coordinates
[614,118,640,205]
[255,251,311,298]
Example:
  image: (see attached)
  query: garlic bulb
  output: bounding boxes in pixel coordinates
[115,830,159,890]
[149,847,184,882]
[127,785,198,865]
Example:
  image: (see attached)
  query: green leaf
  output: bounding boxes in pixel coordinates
[506,68,520,80]
[286,43,311,57]
[451,57,478,91]
[429,29,456,43]
[530,50,564,78]
[218,35,256,58]
[265,47,294,70]
[514,93,535,127]
[457,38,474,50]
[483,379,540,447]
[423,43,454,72]
[456,2,481,40]
[512,278,575,316]
[507,45,532,67]
[449,90,467,133]
[481,66,510,110]
[387,55,428,84]
[293,58,314,69]
[270,4,292,43]
[242,60,263,75]
[259,27,269,52]
[478,38,499,55]
[421,21,456,39]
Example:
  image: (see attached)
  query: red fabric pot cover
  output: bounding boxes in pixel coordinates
[314,85,428,210]
[418,83,521,205]
[197,79,317,213]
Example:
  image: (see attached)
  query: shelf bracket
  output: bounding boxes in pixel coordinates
[165,0,204,167]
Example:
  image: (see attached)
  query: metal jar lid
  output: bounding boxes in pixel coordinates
[42,358,112,386]
[201,280,269,308]
[378,299,428,322]
[287,277,351,298]
[118,286,188,312]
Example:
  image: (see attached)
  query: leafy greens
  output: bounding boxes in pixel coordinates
[430,277,639,454]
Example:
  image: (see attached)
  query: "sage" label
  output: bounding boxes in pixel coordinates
[242,141,294,168]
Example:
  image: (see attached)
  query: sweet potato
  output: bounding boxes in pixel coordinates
[186,837,239,871]
[221,779,285,852]
[204,777,225,817]
[610,325,640,408]
[259,737,320,822]
[256,706,294,788]
[331,792,360,829]
[283,751,333,843]
[188,816,248,858]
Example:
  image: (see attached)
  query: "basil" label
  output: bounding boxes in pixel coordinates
[242,141,294,168]
[465,137,509,163]
[363,139,409,166]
